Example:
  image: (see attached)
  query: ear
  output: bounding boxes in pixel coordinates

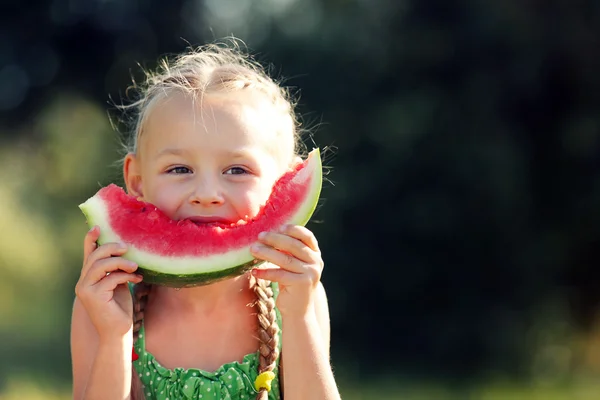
[123,153,143,198]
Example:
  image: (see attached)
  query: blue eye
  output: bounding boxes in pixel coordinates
[168,166,191,174]
[224,167,248,175]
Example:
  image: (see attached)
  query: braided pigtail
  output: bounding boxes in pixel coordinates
[130,282,151,400]
[250,276,281,400]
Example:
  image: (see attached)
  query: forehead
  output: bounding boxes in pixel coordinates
[139,91,291,161]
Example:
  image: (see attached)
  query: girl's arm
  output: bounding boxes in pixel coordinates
[71,227,142,400]
[249,224,342,399]
[71,298,134,400]
[280,282,341,400]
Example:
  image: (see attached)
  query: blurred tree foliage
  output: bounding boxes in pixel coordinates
[1,0,600,393]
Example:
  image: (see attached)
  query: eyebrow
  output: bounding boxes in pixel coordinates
[155,148,255,159]
[226,149,255,159]
[155,148,189,158]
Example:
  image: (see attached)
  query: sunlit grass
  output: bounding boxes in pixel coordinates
[0,375,71,400]
[337,379,600,400]
[339,380,456,400]
[472,381,600,400]
[3,377,600,400]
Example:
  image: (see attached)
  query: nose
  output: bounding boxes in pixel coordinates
[189,176,224,206]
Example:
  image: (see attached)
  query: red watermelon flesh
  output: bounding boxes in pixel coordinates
[79,148,322,287]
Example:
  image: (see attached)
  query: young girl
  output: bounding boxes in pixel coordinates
[70,41,340,400]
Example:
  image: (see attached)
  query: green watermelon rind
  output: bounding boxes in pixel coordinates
[78,148,322,287]
[137,259,266,288]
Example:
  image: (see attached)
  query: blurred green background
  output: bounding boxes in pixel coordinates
[2,0,600,399]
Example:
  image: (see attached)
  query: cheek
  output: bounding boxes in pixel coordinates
[142,181,184,219]
[233,181,276,218]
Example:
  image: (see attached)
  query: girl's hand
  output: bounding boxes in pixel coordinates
[250,224,324,317]
[75,226,143,339]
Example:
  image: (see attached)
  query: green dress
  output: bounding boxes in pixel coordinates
[132,284,282,400]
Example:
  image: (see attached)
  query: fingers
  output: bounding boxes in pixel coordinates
[80,227,141,292]
[252,265,308,285]
[253,237,313,268]
[81,241,129,279]
[84,257,139,286]
[279,225,320,252]
[96,271,142,292]
[83,226,101,265]
[76,256,141,297]
[251,243,303,272]
[250,224,324,285]
[86,241,130,266]
[252,225,322,268]
[76,270,141,303]
[76,267,142,302]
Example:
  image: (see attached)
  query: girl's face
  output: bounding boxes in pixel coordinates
[124,92,294,224]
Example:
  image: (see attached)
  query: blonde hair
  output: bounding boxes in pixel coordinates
[123,39,296,400]
[121,38,303,163]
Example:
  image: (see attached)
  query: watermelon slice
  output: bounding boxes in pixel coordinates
[79,148,322,287]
